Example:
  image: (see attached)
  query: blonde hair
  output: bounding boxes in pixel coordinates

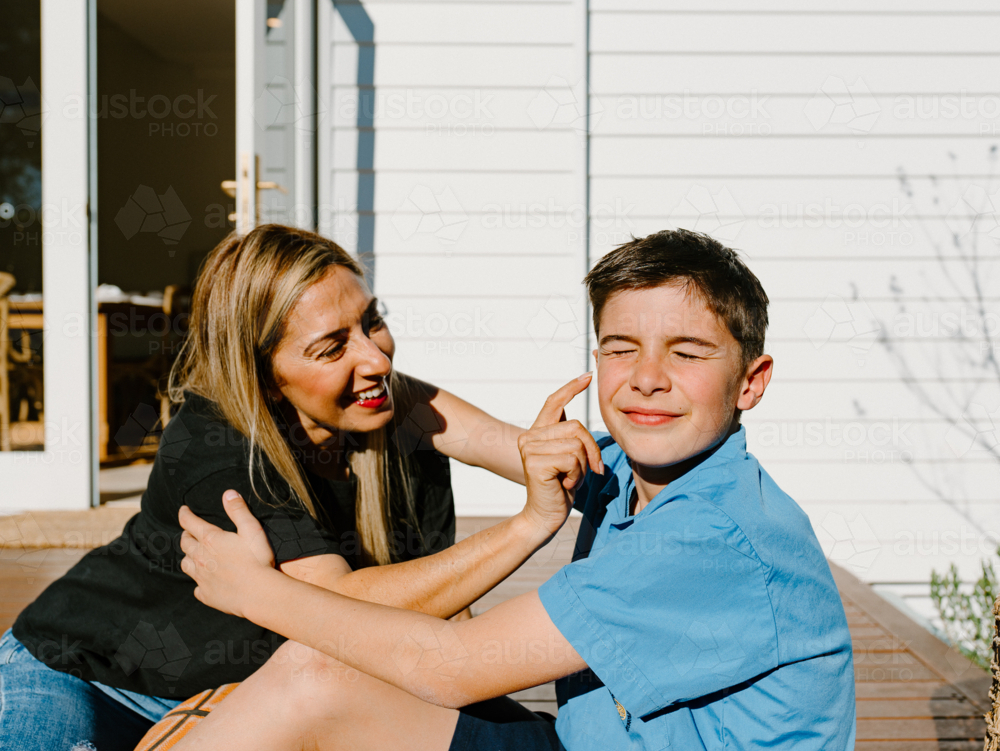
[168,224,417,566]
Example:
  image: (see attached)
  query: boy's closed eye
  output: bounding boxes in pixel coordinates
[601,347,635,357]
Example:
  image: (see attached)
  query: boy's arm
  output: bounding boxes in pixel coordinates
[179,390,599,706]
[241,561,584,707]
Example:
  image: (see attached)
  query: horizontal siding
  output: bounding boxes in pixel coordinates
[316,1,998,605]
[588,3,1000,599]
[338,0,589,517]
[592,56,1000,94]
[591,15,1000,52]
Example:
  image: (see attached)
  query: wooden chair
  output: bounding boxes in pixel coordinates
[102,285,191,461]
[0,272,15,451]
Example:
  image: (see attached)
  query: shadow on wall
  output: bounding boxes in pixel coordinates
[334,0,376,285]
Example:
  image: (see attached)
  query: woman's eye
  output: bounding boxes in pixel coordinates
[319,344,344,359]
[674,351,698,360]
[370,314,385,330]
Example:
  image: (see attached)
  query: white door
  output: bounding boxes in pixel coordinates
[234,0,316,233]
[0,0,94,511]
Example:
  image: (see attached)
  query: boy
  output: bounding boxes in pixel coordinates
[176,229,856,750]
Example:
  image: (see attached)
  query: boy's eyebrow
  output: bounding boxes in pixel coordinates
[599,334,639,347]
[666,335,719,349]
[598,333,719,348]
[303,297,379,354]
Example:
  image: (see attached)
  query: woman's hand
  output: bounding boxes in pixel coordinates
[517,373,603,538]
[178,490,276,619]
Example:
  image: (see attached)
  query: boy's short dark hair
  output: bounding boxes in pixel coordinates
[584,229,769,369]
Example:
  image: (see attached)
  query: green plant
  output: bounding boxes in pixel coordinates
[930,548,999,671]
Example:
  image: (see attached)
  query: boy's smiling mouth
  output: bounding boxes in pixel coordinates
[620,406,682,426]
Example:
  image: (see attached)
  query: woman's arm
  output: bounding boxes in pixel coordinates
[251,376,600,619]
[272,505,564,619]
[179,411,595,707]
[403,372,593,485]
[420,385,526,484]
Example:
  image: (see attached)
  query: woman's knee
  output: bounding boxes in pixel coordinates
[262,641,363,719]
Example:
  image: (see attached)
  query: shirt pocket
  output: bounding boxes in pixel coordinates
[630,714,672,750]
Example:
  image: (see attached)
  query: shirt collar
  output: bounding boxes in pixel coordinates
[604,426,748,522]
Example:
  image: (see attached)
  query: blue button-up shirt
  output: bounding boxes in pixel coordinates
[538,427,855,750]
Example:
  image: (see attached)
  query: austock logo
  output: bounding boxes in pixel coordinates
[391,185,468,245]
[114,621,192,692]
[114,185,192,246]
[0,76,46,146]
[391,620,469,679]
[804,76,880,134]
[669,185,746,241]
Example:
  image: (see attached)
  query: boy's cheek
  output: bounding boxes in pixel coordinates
[596,360,628,403]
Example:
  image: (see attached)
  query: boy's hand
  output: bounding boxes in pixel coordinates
[179,491,276,619]
[518,373,603,537]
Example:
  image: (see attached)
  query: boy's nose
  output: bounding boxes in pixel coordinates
[630,356,671,395]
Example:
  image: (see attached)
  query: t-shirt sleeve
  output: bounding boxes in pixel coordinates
[538,496,779,719]
[404,445,456,558]
[182,466,345,567]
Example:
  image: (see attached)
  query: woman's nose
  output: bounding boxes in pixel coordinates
[350,331,392,377]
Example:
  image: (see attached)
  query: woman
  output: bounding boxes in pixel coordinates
[0,225,577,751]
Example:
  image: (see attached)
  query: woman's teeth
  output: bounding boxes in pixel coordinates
[356,384,385,402]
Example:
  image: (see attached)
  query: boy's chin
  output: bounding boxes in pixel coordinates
[612,430,698,470]
[610,420,722,470]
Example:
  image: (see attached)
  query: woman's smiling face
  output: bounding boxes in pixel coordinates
[270,265,395,446]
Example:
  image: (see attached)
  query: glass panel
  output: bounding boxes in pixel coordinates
[95,0,234,464]
[258,0,299,225]
[0,1,44,451]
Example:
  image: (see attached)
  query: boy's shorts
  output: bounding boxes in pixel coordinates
[449,697,563,751]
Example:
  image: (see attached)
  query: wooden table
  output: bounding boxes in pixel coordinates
[6,297,168,460]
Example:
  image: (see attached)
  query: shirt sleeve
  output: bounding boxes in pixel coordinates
[182,466,345,567]
[538,495,779,719]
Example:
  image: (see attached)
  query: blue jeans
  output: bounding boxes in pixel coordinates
[0,628,182,751]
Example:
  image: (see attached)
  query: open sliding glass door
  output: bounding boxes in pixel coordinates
[0,0,95,510]
[234,0,316,233]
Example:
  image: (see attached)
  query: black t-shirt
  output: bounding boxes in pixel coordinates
[13,392,455,698]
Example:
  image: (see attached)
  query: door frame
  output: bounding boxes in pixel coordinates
[0,0,95,511]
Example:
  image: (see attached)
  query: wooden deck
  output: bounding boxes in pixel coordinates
[1,514,991,746]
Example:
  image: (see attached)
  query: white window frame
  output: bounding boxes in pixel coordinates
[0,0,94,511]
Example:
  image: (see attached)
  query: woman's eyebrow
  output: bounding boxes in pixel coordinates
[362,297,380,322]
[303,326,349,355]
[303,298,380,355]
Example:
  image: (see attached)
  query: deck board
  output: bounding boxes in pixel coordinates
[0,513,991,742]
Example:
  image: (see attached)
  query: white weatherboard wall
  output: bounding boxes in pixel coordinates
[588,0,1000,622]
[315,1,999,622]
[324,0,590,516]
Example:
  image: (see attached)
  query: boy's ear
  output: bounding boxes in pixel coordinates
[735,354,773,412]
